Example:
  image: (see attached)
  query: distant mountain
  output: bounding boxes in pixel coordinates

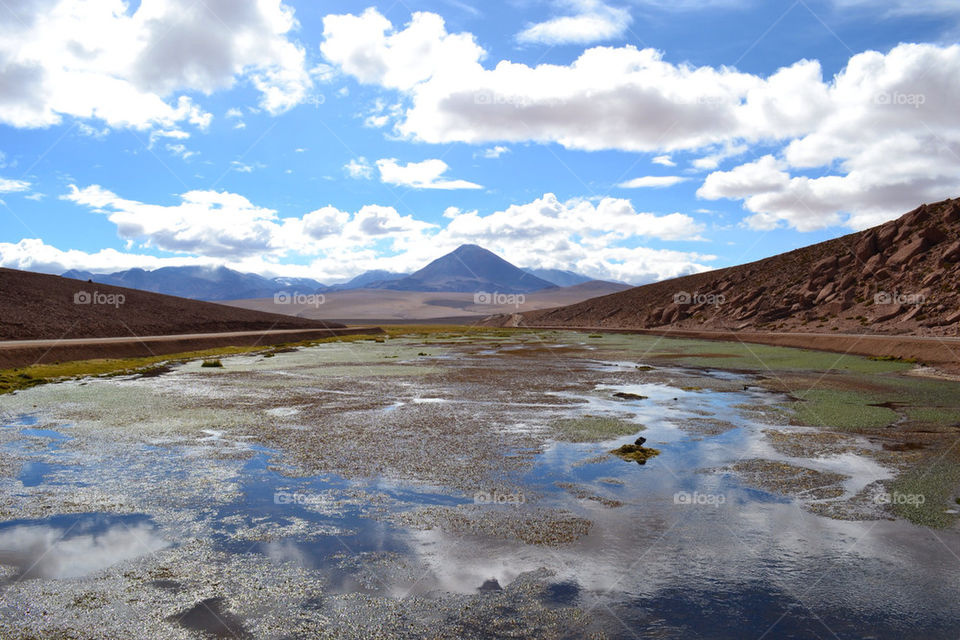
[61,266,326,302]
[523,268,593,288]
[57,246,612,301]
[372,244,556,293]
[328,269,411,290]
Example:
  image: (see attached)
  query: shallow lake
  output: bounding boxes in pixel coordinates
[0,333,957,638]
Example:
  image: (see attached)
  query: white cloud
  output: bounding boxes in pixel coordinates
[320,9,823,152]
[344,157,374,179]
[517,0,633,45]
[691,143,748,170]
[376,158,483,190]
[63,185,284,258]
[482,146,510,159]
[0,0,312,130]
[320,9,484,91]
[166,143,196,160]
[25,186,711,284]
[699,44,960,230]
[618,176,688,188]
[231,161,265,173]
[652,155,675,166]
[321,10,960,230]
[0,177,31,193]
[438,193,709,282]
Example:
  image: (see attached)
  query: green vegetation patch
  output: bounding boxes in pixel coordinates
[549,416,644,443]
[788,389,898,431]
[904,407,960,429]
[889,459,960,528]
[609,444,661,464]
[585,333,914,374]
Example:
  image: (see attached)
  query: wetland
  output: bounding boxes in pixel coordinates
[0,328,958,638]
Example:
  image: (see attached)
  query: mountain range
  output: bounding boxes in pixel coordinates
[61,245,601,301]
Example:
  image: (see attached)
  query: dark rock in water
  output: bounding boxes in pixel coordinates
[634,436,647,446]
[479,578,503,592]
[613,392,647,401]
[610,443,661,465]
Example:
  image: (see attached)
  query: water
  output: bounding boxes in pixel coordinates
[0,337,958,638]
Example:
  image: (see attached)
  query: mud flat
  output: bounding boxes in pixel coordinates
[1,329,959,638]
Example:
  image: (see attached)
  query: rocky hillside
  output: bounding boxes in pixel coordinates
[0,268,344,340]
[492,198,960,336]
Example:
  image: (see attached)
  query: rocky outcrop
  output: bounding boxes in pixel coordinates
[486,198,960,337]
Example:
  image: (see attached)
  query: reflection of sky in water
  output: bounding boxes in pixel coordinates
[0,514,168,579]
[3,354,960,639]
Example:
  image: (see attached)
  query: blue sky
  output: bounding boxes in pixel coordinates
[1,0,958,285]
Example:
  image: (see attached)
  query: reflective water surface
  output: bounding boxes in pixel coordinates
[0,335,957,638]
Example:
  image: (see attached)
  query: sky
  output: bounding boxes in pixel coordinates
[0,0,958,286]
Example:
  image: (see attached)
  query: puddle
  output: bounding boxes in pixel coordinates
[0,514,168,579]
[18,461,66,487]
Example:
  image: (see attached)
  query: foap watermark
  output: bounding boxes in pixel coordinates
[673,290,725,307]
[474,291,525,308]
[874,492,926,507]
[274,292,326,308]
[674,490,726,507]
[474,490,526,506]
[274,491,327,506]
[474,91,531,109]
[74,290,125,308]
[874,91,925,109]
[874,291,926,306]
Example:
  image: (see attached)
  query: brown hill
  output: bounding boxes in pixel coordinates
[490,198,960,336]
[0,268,344,341]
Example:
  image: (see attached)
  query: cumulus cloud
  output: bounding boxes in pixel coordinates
[699,44,960,230]
[619,176,688,188]
[439,193,710,283]
[9,186,711,284]
[320,9,484,91]
[344,157,374,179]
[517,0,633,45]
[652,155,676,167]
[0,177,31,193]
[376,158,482,190]
[0,0,312,130]
[63,185,284,258]
[482,146,510,159]
[320,8,824,152]
[320,9,960,231]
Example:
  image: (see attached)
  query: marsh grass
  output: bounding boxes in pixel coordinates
[0,326,531,395]
[890,459,960,528]
[550,416,644,443]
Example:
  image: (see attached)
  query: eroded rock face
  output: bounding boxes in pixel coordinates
[500,198,960,336]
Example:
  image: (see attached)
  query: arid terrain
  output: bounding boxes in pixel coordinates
[493,198,960,337]
[226,280,632,323]
[0,268,344,341]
